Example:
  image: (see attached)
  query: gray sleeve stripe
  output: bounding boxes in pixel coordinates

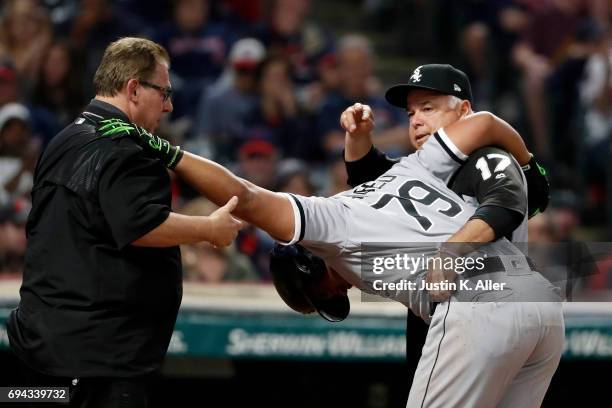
[289,194,306,241]
[434,131,466,165]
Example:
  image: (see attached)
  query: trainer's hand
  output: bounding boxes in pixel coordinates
[425,255,458,302]
[340,103,374,138]
[207,196,244,247]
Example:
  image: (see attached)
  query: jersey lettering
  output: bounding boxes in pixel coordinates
[475,154,511,180]
[350,175,397,199]
[371,180,462,231]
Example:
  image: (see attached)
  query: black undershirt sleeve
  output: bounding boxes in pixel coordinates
[344,146,399,187]
[449,146,527,240]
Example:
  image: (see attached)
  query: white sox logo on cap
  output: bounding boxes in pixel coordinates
[454,84,461,92]
[410,66,422,83]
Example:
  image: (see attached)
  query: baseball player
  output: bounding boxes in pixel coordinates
[119,105,562,406]
[342,64,551,392]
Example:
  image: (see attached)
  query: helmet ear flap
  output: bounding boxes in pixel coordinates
[269,244,350,322]
[294,245,326,282]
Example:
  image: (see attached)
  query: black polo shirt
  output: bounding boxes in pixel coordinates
[7,100,182,378]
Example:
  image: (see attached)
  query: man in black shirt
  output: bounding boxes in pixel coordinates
[7,37,243,407]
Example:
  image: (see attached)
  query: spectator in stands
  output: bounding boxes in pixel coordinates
[512,0,592,163]
[315,34,408,158]
[255,0,335,85]
[0,57,61,145]
[0,103,39,206]
[179,198,258,283]
[549,192,581,242]
[434,1,531,115]
[153,0,236,120]
[217,0,263,26]
[528,213,557,243]
[0,59,19,107]
[111,0,172,25]
[254,54,312,159]
[237,138,278,190]
[69,0,137,97]
[579,28,612,219]
[194,38,266,162]
[31,41,85,126]
[234,139,277,279]
[0,198,29,278]
[298,51,339,114]
[457,22,495,109]
[274,158,316,196]
[323,155,350,197]
[0,0,52,95]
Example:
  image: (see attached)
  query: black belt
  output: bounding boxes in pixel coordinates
[428,255,536,317]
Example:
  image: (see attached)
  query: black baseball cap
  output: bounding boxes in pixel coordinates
[385,64,473,108]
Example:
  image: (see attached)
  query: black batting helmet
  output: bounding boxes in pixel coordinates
[269,244,350,322]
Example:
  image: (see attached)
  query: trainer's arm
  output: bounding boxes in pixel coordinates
[132,197,243,248]
[174,152,296,242]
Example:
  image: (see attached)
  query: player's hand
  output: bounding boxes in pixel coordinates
[522,154,550,218]
[340,103,374,138]
[207,196,244,247]
[425,255,458,302]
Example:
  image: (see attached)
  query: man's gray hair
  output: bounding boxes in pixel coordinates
[447,95,463,109]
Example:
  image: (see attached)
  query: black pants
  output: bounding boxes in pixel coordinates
[14,358,148,408]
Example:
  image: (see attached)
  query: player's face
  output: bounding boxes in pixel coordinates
[135,61,173,132]
[406,89,464,150]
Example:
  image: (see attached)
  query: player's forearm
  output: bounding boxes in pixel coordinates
[344,130,374,162]
[446,219,495,246]
[484,115,531,165]
[174,152,295,242]
[175,152,254,212]
[132,212,216,247]
[445,112,531,165]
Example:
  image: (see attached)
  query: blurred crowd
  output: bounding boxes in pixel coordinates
[0,0,610,285]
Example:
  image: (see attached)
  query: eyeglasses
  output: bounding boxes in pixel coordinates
[140,80,173,102]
